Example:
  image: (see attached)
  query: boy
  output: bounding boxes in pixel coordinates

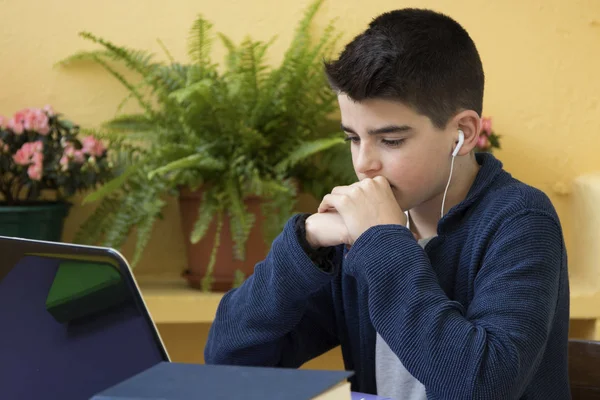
[205,8,570,399]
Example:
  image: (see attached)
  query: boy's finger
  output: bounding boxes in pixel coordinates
[317,193,352,214]
[331,185,353,195]
[331,184,365,199]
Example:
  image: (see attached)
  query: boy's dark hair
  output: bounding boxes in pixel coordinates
[324,8,484,129]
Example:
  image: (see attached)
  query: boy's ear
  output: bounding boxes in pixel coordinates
[452,110,481,156]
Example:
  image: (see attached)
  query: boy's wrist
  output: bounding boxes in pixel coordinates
[296,213,319,250]
[304,226,320,249]
[294,213,336,273]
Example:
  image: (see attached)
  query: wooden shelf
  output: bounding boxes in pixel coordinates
[570,290,600,320]
[137,277,600,329]
[137,278,224,324]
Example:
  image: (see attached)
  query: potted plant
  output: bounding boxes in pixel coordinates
[59,0,355,291]
[0,106,114,241]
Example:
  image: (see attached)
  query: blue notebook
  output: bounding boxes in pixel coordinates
[91,362,354,399]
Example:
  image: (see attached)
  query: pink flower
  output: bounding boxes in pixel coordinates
[31,141,43,153]
[13,144,34,165]
[74,150,85,163]
[27,148,44,180]
[34,109,50,135]
[27,162,43,181]
[64,143,85,163]
[22,111,34,131]
[31,151,43,165]
[477,134,490,150]
[13,141,44,166]
[81,135,106,157]
[60,155,70,171]
[43,105,54,116]
[481,117,492,136]
[7,116,24,135]
[13,150,30,165]
[8,108,50,135]
[23,108,50,135]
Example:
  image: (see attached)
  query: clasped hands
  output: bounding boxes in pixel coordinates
[305,176,407,249]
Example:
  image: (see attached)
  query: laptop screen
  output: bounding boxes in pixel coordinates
[0,237,168,400]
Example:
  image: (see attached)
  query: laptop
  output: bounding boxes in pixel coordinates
[0,235,170,399]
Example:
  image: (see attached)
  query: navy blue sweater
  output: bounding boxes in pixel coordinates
[205,153,570,399]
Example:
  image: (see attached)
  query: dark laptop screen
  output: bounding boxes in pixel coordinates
[0,237,168,400]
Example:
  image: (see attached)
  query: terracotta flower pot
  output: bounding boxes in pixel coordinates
[178,188,269,292]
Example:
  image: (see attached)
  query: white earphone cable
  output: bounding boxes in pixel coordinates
[440,154,456,219]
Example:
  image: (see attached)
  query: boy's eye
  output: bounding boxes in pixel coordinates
[343,136,405,148]
[382,138,405,148]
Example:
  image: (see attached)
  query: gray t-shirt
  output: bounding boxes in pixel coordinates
[375,236,434,400]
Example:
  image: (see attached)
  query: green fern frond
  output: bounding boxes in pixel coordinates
[190,190,218,243]
[72,32,178,112]
[115,81,146,114]
[237,38,260,104]
[283,0,323,61]
[55,50,112,67]
[218,33,238,70]
[220,36,274,119]
[156,38,175,64]
[237,125,269,152]
[102,196,136,249]
[152,142,205,163]
[169,79,213,104]
[101,183,167,260]
[201,211,222,292]
[147,153,225,180]
[73,196,121,244]
[145,64,187,98]
[251,179,292,198]
[274,0,331,126]
[232,269,246,288]
[90,55,155,116]
[275,136,345,173]
[103,114,155,132]
[83,163,142,204]
[78,31,156,76]
[185,64,203,85]
[188,15,214,66]
[297,144,356,200]
[132,197,165,266]
[260,179,297,245]
[226,178,256,260]
[307,19,340,63]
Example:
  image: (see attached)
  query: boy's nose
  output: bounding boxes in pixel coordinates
[354,146,382,175]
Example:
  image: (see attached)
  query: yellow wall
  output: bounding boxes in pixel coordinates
[1,0,600,289]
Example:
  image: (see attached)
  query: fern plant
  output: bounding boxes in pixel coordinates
[59,0,355,289]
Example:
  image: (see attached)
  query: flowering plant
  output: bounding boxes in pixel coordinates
[476,116,501,153]
[0,106,114,205]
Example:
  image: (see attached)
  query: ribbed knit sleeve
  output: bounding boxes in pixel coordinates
[204,214,341,368]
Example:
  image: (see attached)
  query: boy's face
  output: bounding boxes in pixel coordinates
[338,94,456,212]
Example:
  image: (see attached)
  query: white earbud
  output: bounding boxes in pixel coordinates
[441,130,465,219]
[452,130,465,158]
